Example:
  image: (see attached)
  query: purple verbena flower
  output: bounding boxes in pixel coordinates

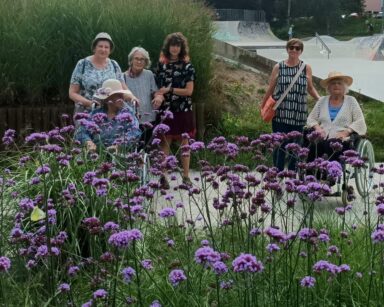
[194,247,221,265]
[121,267,136,284]
[212,261,228,275]
[108,229,143,248]
[0,256,11,272]
[168,269,187,287]
[300,276,316,288]
[93,289,108,300]
[232,253,264,273]
[158,207,177,218]
[58,283,70,293]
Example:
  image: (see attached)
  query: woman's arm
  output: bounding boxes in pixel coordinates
[69,84,93,108]
[306,64,320,100]
[260,64,279,108]
[158,81,194,96]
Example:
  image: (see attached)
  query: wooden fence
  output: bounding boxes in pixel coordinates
[0,105,74,143]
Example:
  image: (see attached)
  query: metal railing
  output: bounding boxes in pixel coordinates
[315,32,331,59]
[215,9,265,22]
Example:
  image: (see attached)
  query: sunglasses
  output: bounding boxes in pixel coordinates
[288,45,302,51]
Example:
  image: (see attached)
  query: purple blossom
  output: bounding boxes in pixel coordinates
[25,132,48,144]
[2,129,16,145]
[220,280,234,290]
[58,283,70,293]
[19,198,35,212]
[39,144,63,153]
[313,260,338,275]
[232,253,264,273]
[150,300,162,307]
[68,265,80,277]
[161,110,174,120]
[190,141,205,152]
[36,164,51,175]
[194,247,221,265]
[141,259,153,270]
[116,112,133,123]
[265,227,287,242]
[121,267,136,284]
[212,261,228,275]
[250,228,262,236]
[108,229,143,248]
[158,207,177,218]
[376,203,384,215]
[0,256,11,272]
[168,269,187,287]
[93,289,108,300]
[318,233,330,242]
[153,124,170,136]
[300,276,316,288]
[266,243,280,253]
[371,225,384,243]
[103,221,120,232]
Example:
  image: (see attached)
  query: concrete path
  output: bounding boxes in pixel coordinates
[153,166,382,231]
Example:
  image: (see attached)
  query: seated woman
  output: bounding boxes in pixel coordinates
[306,71,367,162]
[76,79,141,151]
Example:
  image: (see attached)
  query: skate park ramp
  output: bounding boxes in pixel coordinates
[214,21,384,102]
[213,21,286,48]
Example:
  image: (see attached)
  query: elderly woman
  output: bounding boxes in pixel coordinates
[306,71,367,162]
[261,38,320,171]
[123,47,164,147]
[155,32,196,188]
[76,79,141,151]
[69,32,136,115]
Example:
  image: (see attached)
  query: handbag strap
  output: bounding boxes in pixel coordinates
[273,62,306,110]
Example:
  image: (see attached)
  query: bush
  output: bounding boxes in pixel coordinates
[0,0,214,106]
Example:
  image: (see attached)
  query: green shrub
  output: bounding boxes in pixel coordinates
[0,0,214,106]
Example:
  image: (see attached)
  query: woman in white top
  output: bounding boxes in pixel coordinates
[306,71,367,161]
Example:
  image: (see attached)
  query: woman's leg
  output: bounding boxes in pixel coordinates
[180,137,190,179]
[272,121,286,171]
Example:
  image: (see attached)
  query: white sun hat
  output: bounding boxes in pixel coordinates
[93,79,132,100]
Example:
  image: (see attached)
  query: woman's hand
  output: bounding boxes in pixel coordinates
[86,140,96,152]
[152,95,164,109]
[336,129,352,140]
[314,125,327,139]
[158,85,172,95]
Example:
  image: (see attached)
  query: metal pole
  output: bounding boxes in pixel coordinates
[382,0,384,33]
[287,0,291,27]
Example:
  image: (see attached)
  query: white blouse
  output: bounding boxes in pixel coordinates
[307,95,367,139]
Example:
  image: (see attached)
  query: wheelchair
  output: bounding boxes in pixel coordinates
[303,130,375,205]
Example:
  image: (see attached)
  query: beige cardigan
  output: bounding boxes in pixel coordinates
[307,95,367,139]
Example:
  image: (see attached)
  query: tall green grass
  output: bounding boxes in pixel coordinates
[0,0,214,105]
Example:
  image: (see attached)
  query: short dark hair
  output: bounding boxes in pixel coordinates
[161,32,190,61]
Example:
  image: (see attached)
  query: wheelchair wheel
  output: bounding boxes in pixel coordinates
[140,152,151,185]
[355,139,375,197]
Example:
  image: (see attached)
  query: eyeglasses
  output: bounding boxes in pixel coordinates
[288,45,302,51]
[133,57,146,63]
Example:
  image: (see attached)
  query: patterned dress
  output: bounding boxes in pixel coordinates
[70,56,123,114]
[156,59,196,137]
[272,60,308,126]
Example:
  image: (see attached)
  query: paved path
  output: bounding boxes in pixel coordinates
[153,167,382,231]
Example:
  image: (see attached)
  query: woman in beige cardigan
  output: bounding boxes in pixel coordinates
[306,71,367,161]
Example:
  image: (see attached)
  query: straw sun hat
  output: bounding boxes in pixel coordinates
[94,79,131,100]
[320,71,353,88]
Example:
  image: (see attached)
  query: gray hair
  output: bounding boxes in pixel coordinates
[128,47,151,68]
[326,79,349,95]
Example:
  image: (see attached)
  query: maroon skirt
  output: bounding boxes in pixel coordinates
[163,110,196,140]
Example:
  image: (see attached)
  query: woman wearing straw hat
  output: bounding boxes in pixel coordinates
[75,79,141,152]
[306,71,367,161]
[69,32,137,115]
